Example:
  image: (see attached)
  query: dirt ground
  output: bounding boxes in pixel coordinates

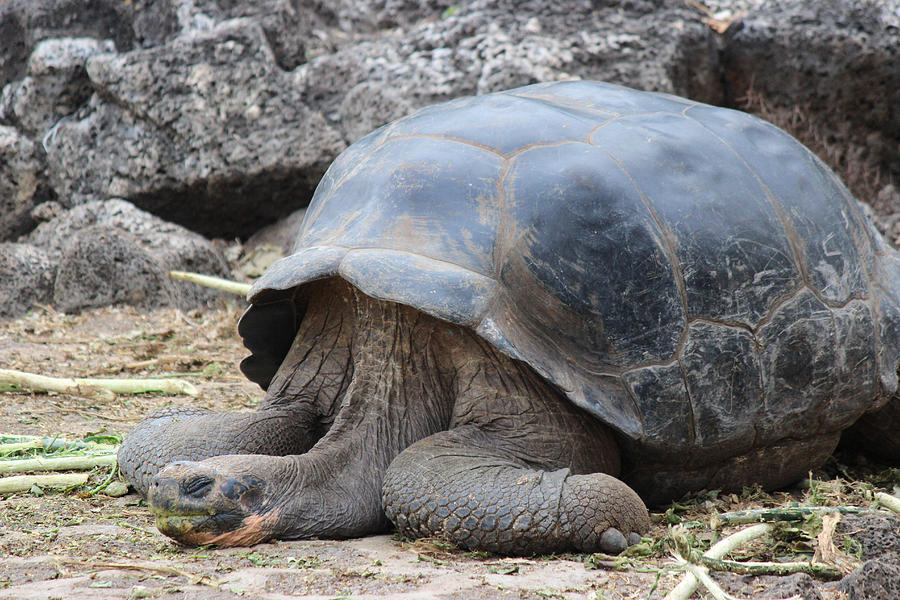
[1,299,898,600]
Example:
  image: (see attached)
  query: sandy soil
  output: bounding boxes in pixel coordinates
[0,300,896,600]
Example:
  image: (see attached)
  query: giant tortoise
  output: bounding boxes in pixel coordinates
[119,80,900,554]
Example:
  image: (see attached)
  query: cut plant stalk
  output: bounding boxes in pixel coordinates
[875,491,900,515]
[711,505,870,528]
[697,555,841,580]
[0,435,118,456]
[665,523,773,600]
[0,368,197,399]
[1,369,114,400]
[0,453,117,474]
[0,472,89,494]
[168,270,252,296]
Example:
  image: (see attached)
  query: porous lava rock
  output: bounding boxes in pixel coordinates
[0,0,897,314]
[1,199,231,315]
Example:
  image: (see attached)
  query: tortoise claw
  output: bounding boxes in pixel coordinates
[598,528,628,554]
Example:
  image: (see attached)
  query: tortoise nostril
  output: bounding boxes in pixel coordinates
[182,475,215,499]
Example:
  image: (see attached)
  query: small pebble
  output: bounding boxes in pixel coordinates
[103,480,130,497]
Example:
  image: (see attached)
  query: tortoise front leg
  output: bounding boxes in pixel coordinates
[118,405,321,496]
[382,328,649,554]
[119,281,357,496]
[382,426,649,554]
[140,286,456,546]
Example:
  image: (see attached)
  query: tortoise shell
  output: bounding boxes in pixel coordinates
[239,80,900,459]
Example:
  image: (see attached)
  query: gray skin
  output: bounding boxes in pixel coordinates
[122,279,647,551]
[118,81,900,553]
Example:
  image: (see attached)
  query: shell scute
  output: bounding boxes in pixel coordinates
[757,290,836,442]
[512,80,695,116]
[502,142,684,367]
[388,92,604,155]
[685,104,873,305]
[302,136,505,277]
[591,112,801,325]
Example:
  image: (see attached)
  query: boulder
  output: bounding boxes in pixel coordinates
[835,512,900,561]
[838,553,900,600]
[0,37,115,136]
[3,0,898,243]
[761,573,822,600]
[44,19,345,238]
[0,0,897,317]
[0,242,53,317]
[15,199,231,315]
[0,0,136,88]
[719,0,900,210]
[0,125,50,241]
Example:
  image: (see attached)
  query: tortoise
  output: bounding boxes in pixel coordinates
[118,80,900,554]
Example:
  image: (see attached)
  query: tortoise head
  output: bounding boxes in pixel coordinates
[148,457,282,546]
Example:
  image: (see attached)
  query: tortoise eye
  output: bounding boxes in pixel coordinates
[182,475,215,499]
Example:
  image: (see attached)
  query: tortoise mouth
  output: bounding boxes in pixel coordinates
[147,460,273,545]
[153,512,213,539]
[150,502,245,540]
[153,510,281,547]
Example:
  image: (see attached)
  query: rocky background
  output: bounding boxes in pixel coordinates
[1,0,899,318]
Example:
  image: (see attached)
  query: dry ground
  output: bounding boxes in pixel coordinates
[1,299,898,600]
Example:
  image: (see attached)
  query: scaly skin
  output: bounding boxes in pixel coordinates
[128,280,456,542]
[118,406,319,496]
[122,279,650,550]
[382,427,649,554]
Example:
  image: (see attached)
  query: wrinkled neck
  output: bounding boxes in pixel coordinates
[264,278,457,426]
[262,279,458,537]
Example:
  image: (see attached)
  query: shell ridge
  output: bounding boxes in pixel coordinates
[381,133,507,158]
[682,106,808,291]
[594,146,690,334]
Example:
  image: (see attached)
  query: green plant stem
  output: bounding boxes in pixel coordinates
[168,270,252,296]
[0,472,89,494]
[665,524,772,600]
[0,435,118,455]
[0,453,117,474]
[0,369,197,398]
[86,464,120,496]
[711,506,868,527]
[697,555,841,580]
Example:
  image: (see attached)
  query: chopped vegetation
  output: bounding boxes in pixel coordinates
[0,369,198,399]
[168,270,252,296]
[0,300,898,598]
